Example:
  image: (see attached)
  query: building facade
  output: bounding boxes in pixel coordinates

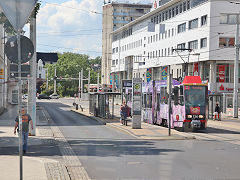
[102,1,151,86]
[111,0,240,109]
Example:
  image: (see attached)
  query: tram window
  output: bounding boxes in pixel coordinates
[157,93,160,111]
[147,94,152,108]
[173,87,179,105]
[160,87,165,103]
[180,86,184,96]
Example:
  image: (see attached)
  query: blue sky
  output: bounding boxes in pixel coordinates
[25,0,152,58]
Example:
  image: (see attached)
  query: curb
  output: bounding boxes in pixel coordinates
[71,108,195,140]
[71,109,106,125]
[106,123,195,140]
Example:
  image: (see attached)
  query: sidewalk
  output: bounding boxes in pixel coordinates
[0,105,48,180]
[72,99,240,139]
[71,103,195,140]
[208,113,240,131]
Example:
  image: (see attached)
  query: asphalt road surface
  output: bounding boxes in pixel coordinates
[39,99,240,180]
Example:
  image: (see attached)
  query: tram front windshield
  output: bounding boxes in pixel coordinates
[184,86,206,107]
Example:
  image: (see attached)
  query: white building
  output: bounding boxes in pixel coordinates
[111,0,240,101]
[37,59,46,79]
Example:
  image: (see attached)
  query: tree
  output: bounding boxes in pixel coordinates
[44,52,101,97]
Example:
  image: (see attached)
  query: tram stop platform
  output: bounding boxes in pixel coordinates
[71,105,195,141]
[71,99,240,140]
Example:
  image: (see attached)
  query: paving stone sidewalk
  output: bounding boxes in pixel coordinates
[0,105,91,180]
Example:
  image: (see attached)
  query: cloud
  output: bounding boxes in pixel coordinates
[36,0,152,57]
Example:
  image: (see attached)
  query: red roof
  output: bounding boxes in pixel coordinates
[182,76,202,84]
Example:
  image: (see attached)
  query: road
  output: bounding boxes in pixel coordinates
[39,98,240,180]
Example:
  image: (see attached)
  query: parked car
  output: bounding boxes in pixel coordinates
[50,94,60,99]
[38,94,51,99]
[22,94,28,100]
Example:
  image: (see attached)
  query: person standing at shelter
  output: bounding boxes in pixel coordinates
[120,100,130,125]
[214,103,221,121]
[14,107,33,154]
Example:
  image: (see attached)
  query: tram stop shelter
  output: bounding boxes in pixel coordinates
[89,92,121,119]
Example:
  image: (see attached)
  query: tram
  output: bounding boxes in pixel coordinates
[142,76,208,131]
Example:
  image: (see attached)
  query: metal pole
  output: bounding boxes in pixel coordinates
[97,72,99,92]
[88,69,90,93]
[54,67,56,94]
[81,69,83,99]
[3,28,6,108]
[28,16,37,136]
[234,14,239,118]
[46,68,48,90]
[78,72,81,100]
[112,72,115,118]
[168,70,172,136]
[17,30,23,180]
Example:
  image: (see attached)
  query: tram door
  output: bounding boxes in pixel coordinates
[208,94,222,119]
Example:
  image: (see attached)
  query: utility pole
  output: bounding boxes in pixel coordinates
[46,68,48,90]
[168,70,172,136]
[78,71,81,100]
[97,72,100,92]
[234,14,240,118]
[54,67,57,94]
[81,69,83,100]
[88,69,91,93]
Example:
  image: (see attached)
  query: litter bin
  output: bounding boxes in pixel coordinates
[75,104,78,110]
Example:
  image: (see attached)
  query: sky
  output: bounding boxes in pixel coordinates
[23,0,153,58]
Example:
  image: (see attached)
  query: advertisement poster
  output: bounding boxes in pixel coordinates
[162,66,168,80]
[146,68,152,82]
[193,63,198,76]
[218,65,225,82]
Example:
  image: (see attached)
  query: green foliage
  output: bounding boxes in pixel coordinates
[44,52,101,97]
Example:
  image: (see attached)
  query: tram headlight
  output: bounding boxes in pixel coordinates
[199,115,204,119]
[187,115,192,119]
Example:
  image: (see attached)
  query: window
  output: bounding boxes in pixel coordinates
[177,43,186,50]
[187,0,190,9]
[183,2,186,11]
[159,14,162,23]
[172,28,174,36]
[153,35,155,42]
[165,11,168,20]
[169,9,172,18]
[178,23,186,33]
[159,50,161,57]
[200,38,207,48]
[156,16,159,24]
[180,4,183,13]
[201,15,207,26]
[156,34,158,41]
[39,74,41,79]
[188,40,198,49]
[189,18,198,29]
[176,6,179,15]
[219,37,235,48]
[168,30,170,37]
[172,7,175,17]
[162,12,165,21]
[216,64,231,83]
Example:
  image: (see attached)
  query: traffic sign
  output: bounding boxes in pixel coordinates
[5,35,34,63]
[0,0,37,31]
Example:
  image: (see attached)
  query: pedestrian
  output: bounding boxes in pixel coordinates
[14,107,33,154]
[214,103,221,121]
[120,100,131,125]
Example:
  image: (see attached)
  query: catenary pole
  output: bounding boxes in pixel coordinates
[78,71,81,100]
[234,14,240,118]
[54,67,57,94]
